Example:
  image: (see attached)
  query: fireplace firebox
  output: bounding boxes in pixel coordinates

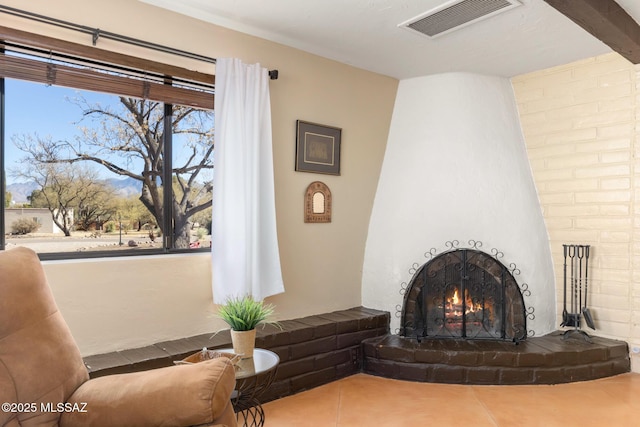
[399,248,528,342]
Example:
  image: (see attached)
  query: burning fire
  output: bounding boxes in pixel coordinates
[444,287,494,323]
[447,288,480,313]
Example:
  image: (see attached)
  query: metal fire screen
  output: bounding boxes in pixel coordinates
[400,248,527,342]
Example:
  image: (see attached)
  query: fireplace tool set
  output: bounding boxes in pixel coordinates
[561,244,595,342]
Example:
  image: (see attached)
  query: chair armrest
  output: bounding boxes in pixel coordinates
[60,357,237,427]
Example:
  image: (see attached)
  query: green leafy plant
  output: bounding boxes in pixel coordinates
[218,295,275,331]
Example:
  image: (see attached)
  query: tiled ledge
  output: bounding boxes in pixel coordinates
[83,307,390,402]
[84,307,628,396]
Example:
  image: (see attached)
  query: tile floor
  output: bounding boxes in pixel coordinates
[262,372,640,426]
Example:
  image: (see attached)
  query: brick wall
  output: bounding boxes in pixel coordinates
[512,53,639,367]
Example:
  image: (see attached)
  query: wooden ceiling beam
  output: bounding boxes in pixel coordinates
[544,0,640,64]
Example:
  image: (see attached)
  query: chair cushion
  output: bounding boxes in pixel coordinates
[0,248,89,426]
[61,358,237,427]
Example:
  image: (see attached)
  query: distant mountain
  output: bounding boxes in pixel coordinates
[6,177,143,204]
[5,181,38,204]
[103,177,143,198]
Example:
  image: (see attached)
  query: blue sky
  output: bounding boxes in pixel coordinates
[5,79,113,184]
[5,79,213,190]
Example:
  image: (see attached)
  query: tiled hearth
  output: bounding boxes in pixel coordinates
[363,332,630,385]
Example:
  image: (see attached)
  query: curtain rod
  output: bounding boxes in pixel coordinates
[0,4,279,79]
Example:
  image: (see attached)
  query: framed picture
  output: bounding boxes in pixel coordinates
[295,120,341,175]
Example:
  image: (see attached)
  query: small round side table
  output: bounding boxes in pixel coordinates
[221,348,279,427]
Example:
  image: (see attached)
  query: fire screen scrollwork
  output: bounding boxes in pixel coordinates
[398,241,532,342]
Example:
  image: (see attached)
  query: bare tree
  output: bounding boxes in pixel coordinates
[13,96,214,248]
[75,188,118,231]
[20,163,105,236]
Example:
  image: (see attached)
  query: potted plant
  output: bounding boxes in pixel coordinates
[218,295,275,358]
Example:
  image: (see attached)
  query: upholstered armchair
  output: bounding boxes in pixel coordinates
[0,247,238,427]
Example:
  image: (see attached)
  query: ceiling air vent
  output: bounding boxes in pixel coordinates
[399,0,522,39]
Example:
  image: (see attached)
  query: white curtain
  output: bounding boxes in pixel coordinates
[212,58,284,303]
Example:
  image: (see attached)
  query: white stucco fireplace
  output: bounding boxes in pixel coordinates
[362,72,556,337]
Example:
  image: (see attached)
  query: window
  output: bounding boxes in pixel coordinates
[0,27,214,259]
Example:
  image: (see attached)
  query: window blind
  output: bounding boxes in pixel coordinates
[0,26,214,109]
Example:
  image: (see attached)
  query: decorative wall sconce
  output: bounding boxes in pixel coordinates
[304,181,332,223]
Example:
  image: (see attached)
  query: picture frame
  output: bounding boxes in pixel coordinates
[295,120,341,175]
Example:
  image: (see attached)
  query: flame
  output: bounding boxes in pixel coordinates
[445,288,492,314]
[451,289,460,305]
[465,290,476,313]
[441,286,497,328]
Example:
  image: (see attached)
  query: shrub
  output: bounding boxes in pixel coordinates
[11,218,40,235]
[196,227,207,240]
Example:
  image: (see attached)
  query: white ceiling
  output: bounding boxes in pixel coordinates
[140,0,640,80]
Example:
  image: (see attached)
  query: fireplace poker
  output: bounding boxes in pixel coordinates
[582,246,595,329]
[561,245,568,326]
[569,245,579,328]
[578,245,584,317]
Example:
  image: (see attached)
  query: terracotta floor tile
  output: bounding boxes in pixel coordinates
[593,373,640,409]
[261,381,342,427]
[336,375,495,427]
[261,373,640,427]
[474,382,635,427]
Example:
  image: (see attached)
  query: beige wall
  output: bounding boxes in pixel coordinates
[3,0,398,355]
[512,53,640,370]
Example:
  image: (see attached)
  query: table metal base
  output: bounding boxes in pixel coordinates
[229,350,279,427]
